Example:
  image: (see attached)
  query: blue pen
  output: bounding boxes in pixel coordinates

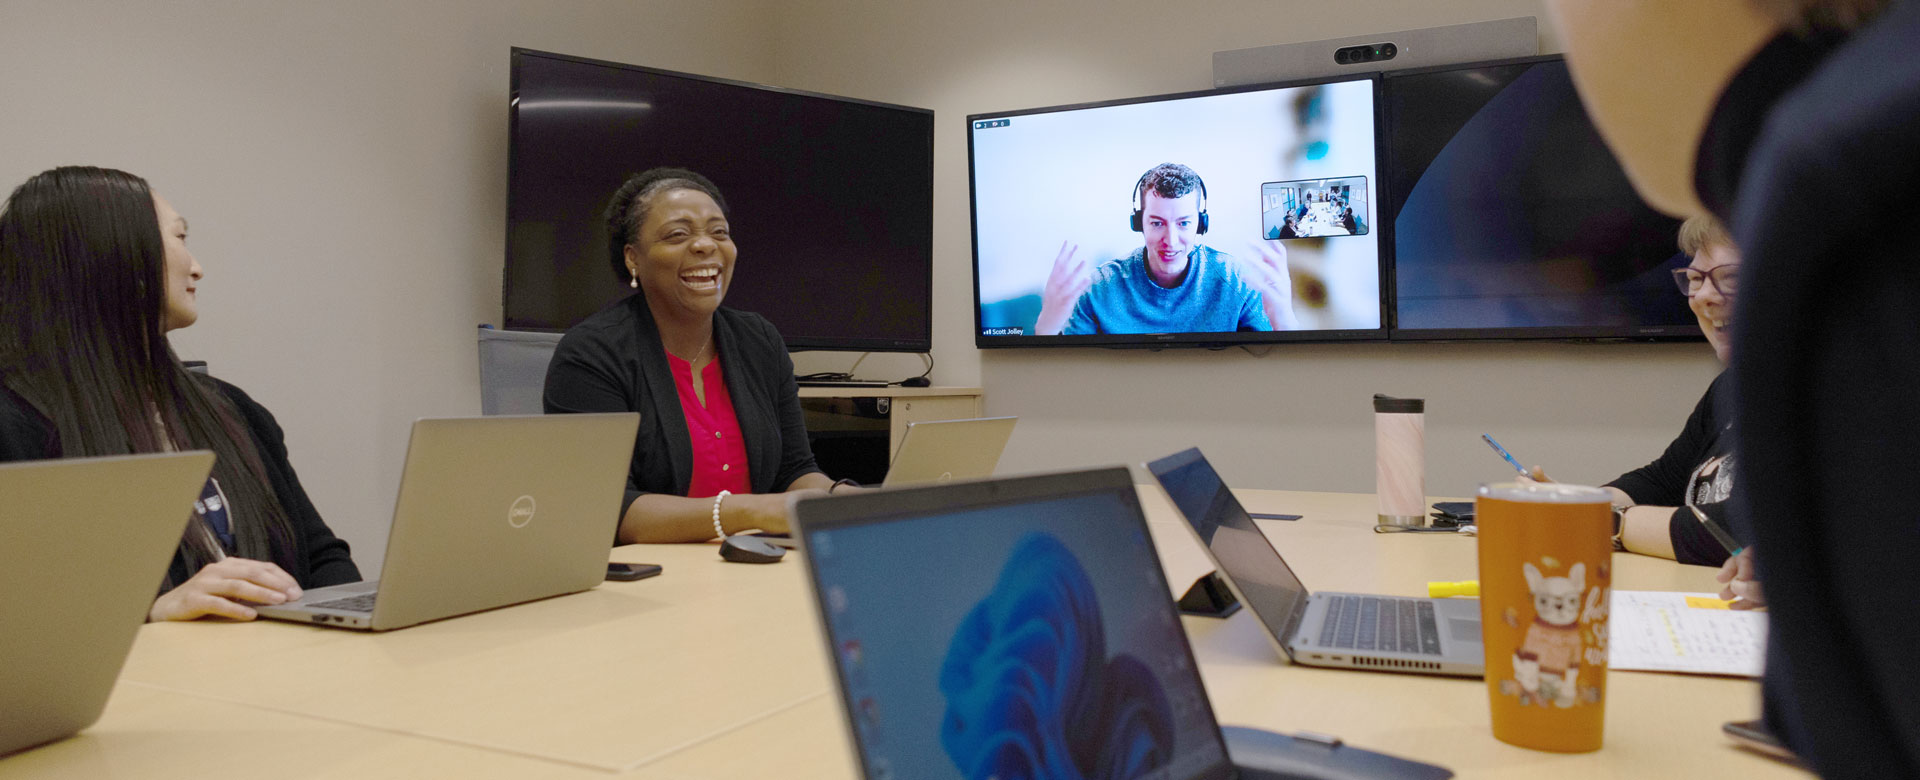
[1481,434,1532,478]
[1689,505,1744,556]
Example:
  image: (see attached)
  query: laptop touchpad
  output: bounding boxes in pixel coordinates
[1451,618,1482,644]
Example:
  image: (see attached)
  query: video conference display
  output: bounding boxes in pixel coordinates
[507,50,1692,352]
[969,76,1384,346]
[1384,57,1693,338]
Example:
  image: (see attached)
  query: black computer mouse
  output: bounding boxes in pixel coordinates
[720,534,786,563]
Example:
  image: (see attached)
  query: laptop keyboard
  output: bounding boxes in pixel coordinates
[1317,595,1443,656]
[309,593,377,614]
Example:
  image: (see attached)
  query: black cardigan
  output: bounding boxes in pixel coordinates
[0,377,361,590]
[1603,372,1736,566]
[542,293,823,519]
[1711,7,1920,774]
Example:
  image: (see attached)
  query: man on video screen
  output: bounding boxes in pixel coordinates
[1033,163,1296,336]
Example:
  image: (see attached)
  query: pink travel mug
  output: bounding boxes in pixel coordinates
[1375,394,1426,527]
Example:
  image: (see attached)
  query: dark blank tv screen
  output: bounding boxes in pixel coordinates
[507,49,934,351]
[1385,56,1696,339]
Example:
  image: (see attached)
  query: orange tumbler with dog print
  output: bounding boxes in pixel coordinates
[1476,482,1613,752]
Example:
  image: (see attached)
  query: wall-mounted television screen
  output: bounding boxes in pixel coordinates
[968,75,1386,348]
[507,48,934,352]
[1384,55,1697,340]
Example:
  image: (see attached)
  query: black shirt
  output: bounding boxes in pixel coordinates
[1604,372,1738,566]
[0,377,361,590]
[1709,5,1920,775]
[542,293,823,520]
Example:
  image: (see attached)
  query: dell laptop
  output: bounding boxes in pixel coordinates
[1,452,214,756]
[880,415,1017,487]
[255,413,637,631]
[1147,448,1484,677]
[793,467,1322,780]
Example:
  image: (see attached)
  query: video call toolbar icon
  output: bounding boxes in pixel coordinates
[974,119,1011,130]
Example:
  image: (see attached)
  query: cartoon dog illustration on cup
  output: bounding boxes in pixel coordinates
[1511,561,1587,708]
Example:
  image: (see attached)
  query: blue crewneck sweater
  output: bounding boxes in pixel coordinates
[1062,246,1270,335]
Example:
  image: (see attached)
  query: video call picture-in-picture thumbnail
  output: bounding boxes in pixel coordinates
[969,76,1383,344]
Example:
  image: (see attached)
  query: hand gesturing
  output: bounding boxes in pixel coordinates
[1033,241,1090,336]
[1241,240,1299,331]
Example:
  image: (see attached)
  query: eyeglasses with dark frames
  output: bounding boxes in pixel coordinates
[1672,264,1738,297]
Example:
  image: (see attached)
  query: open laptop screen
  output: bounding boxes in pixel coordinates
[799,470,1231,780]
[1149,449,1312,650]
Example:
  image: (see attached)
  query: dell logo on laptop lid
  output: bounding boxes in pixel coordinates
[508,495,536,528]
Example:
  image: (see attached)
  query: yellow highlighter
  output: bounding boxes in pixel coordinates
[1427,580,1479,598]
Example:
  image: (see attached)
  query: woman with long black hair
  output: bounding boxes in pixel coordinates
[0,166,359,621]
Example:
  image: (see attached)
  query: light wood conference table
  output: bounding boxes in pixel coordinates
[0,488,1803,779]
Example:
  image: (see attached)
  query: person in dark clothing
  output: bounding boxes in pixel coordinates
[1526,216,1741,565]
[1589,216,1744,566]
[1548,0,1919,774]
[0,167,359,622]
[544,168,845,544]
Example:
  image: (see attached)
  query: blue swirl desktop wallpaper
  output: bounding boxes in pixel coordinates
[939,533,1172,779]
[808,492,1224,780]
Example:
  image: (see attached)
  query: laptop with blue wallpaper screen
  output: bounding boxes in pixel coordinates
[794,467,1312,780]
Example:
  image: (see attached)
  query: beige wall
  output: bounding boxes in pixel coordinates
[0,0,777,572]
[1,0,1719,572]
[772,0,1722,495]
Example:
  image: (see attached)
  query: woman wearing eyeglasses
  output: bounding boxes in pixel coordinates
[1526,215,1741,566]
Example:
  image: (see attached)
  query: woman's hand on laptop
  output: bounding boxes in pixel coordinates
[722,492,807,536]
[148,558,303,622]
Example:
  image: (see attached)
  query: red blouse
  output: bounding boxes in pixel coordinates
[667,351,751,498]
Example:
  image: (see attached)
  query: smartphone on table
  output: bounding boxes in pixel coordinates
[1723,719,1801,765]
[606,563,663,582]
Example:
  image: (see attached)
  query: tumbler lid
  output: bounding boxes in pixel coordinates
[1372,394,1424,414]
[1478,481,1611,504]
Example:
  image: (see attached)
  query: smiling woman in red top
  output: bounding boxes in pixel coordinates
[543,168,846,543]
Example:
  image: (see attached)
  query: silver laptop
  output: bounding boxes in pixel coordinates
[0,452,215,756]
[1147,448,1484,677]
[749,416,1021,550]
[881,416,1016,487]
[256,413,638,631]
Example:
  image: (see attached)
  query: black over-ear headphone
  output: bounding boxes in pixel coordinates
[1130,169,1209,234]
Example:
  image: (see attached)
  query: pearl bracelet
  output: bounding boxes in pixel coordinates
[712,490,731,539]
